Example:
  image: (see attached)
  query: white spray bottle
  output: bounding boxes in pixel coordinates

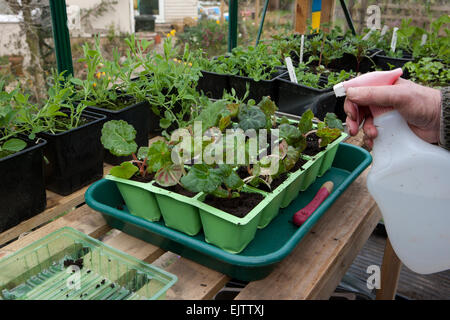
[333,69,450,274]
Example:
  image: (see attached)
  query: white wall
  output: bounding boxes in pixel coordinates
[66,0,134,36]
[0,21,30,65]
[164,0,198,23]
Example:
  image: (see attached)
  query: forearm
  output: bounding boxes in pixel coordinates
[440,87,450,151]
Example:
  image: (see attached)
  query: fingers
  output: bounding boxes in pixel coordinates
[344,97,359,136]
[362,115,377,140]
[346,84,410,109]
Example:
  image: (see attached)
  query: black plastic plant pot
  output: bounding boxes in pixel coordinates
[0,136,47,232]
[374,50,414,71]
[38,112,106,196]
[197,70,231,99]
[86,99,151,165]
[327,49,382,74]
[229,67,287,103]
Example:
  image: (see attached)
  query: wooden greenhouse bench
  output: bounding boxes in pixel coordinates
[0,131,400,300]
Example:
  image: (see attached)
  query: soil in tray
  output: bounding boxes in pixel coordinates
[130,172,154,183]
[158,183,197,198]
[50,115,92,132]
[94,96,137,111]
[303,132,324,157]
[203,192,264,218]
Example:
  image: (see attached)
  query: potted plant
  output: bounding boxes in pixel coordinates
[198,43,286,102]
[125,36,204,140]
[73,37,151,165]
[0,81,47,232]
[25,72,107,196]
[100,119,202,235]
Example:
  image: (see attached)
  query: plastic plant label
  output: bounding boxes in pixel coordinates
[421,34,427,45]
[285,57,298,84]
[299,34,305,64]
[390,27,399,53]
[380,25,389,38]
[362,27,376,41]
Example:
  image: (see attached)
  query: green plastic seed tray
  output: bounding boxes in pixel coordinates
[0,227,177,300]
[85,143,371,281]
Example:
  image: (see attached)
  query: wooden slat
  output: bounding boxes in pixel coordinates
[320,0,336,31]
[294,0,311,34]
[160,253,230,300]
[235,168,381,300]
[0,205,110,259]
[376,238,402,300]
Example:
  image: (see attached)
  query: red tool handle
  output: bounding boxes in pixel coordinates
[293,181,334,227]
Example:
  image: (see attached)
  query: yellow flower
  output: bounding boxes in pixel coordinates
[93,82,97,88]
[173,58,178,63]
[166,33,171,38]
[170,29,176,36]
[216,20,220,25]
[188,62,192,67]
[102,72,106,76]
[96,72,101,79]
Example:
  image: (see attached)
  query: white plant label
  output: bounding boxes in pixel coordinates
[362,27,376,41]
[285,57,298,84]
[421,34,428,45]
[390,27,399,52]
[299,34,305,64]
[380,25,389,38]
[366,5,381,30]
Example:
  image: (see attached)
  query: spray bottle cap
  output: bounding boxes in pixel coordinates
[333,83,346,97]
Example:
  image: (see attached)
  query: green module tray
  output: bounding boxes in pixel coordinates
[0,227,177,300]
[85,143,372,281]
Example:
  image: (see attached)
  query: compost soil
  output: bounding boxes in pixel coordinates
[64,258,83,270]
[204,192,264,218]
[159,184,197,198]
[130,172,154,183]
[303,133,323,156]
[95,96,136,111]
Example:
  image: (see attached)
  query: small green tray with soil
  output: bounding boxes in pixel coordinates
[85,143,372,281]
[0,227,177,300]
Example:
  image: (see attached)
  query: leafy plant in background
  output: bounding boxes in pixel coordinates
[125,36,203,137]
[101,120,184,187]
[404,57,450,88]
[205,43,283,81]
[73,36,133,110]
[0,82,27,158]
[176,19,227,57]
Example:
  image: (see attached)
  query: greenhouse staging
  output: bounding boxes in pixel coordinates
[0,0,449,309]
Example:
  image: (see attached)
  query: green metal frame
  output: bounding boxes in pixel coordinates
[49,0,74,76]
[228,0,238,52]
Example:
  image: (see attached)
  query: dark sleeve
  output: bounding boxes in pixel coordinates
[440,87,450,151]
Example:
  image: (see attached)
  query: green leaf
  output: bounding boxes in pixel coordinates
[101,120,137,157]
[2,138,27,153]
[137,146,149,161]
[180,164,222,194]
[109,162,139,179]
[257,96,277,118]
[316,127,342,147]
[159,118,171,129]
[279,123,302,146]
[238,105,266,131]
[324,113,344,131]
[69,78,84,87]
[154,164,183,187]
[147,140,172,172]
[298,109,314,135]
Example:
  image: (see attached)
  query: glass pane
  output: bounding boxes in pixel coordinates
[0,0,56,103]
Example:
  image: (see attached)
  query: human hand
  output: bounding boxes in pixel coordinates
[344,77,442,149]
